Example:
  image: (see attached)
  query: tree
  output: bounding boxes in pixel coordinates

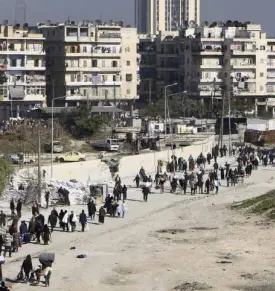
[64,106,107,137]
[0,158,13,195]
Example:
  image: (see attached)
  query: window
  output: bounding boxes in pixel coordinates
[84,75,88,82]
[11,59,16,67]
[260,45,266,50]
[125,47,130,52]
[83,60,87,67]
[70,89,75,95]
[113,75,116,82]
[34,59,39,67]
[70,75,75,82]
[126,74,132,82]
[83,89,87,96]
[90,32,94,37]
[83,46,87,53]
[92,59,97,67]
[260,72,264,77]
[112,60,118,67]
[126,89,131,94]
[127,61,130,66]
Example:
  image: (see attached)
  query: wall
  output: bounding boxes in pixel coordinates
[19,135,215,184]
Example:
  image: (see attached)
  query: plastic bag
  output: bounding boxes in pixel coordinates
[85,223,89,231]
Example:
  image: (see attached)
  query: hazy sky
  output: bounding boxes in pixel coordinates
[0,0,275,35]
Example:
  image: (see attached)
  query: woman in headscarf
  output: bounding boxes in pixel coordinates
[21,254,33,282]
[42,225,51,245]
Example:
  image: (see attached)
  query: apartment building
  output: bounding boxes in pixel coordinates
[139,22,275,117]
[135,0,200,34]
[39,21,138,108]
[0,23,46,119]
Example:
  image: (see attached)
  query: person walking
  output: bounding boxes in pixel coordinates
[122,185,128,200]
[45,191,50,209]
[142,187,149,202]
[69,211,77,232]
[48,212,57,232]
[16,199,22,218]
[42,225,51,245]
[10,199,15,214]
[79,210,87,232]
[21,254,33,282]
[214,178,221,194]
[87,200,96,220]
[3,230,12,258]
[133,174,140,188]
[98,206,106,224]
[62,211,69,232]
[0,211,6,227]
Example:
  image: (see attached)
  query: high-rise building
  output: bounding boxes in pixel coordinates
[135,0,200,34]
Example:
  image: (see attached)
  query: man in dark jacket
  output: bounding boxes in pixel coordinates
[142,187,149,202]
[122,185,127,200]
[79,210,87,232]
[48,213,57,232]
[87,200,96,220]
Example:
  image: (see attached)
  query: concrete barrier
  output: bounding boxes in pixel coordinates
[18,135,215,184]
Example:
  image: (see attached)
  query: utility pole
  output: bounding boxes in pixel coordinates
[37,127,42,204]
[148,79,152,104]
[228,91,232,155]
[218,91,225,149]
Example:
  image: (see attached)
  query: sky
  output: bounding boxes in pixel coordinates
[0,0,275,35]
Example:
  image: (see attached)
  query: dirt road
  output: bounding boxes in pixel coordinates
[4,160,275,291]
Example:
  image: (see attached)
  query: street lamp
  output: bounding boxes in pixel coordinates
[164,83,177,135]
[51,95,66,179]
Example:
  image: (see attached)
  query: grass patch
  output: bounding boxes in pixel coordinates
[231,190,275,220]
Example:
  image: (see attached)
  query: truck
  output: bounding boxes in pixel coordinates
[92,138,120,151]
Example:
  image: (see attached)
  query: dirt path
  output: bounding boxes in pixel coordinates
[5,162,275,291]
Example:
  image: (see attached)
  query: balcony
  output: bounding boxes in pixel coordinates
[66,81,122,86]
[200,64,223,69]
[98,33,121,43]
[65,66,121,72]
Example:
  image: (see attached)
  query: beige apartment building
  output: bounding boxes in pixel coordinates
[135,0,200,34]
[139,23,275,117]
[0,23,46,119]
[39,21,139,108]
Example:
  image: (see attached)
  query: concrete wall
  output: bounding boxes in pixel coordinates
[19,135,215,184]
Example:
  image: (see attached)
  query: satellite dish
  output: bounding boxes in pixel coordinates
[201,21,209,27]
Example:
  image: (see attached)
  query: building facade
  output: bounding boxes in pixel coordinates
[138,23,275,117]
[0,24,46,119]
[39,21,139,108]
[135,0,200,35]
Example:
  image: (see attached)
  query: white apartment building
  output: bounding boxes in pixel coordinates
[39,21,138,108]
[182,23,275,116]
[135,0,200,34]
[0,24,46,119]
[139,22,275,117]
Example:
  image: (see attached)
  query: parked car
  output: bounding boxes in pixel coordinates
[55,151,86,163]
[7,154,35,164]
[44,141,64,153]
